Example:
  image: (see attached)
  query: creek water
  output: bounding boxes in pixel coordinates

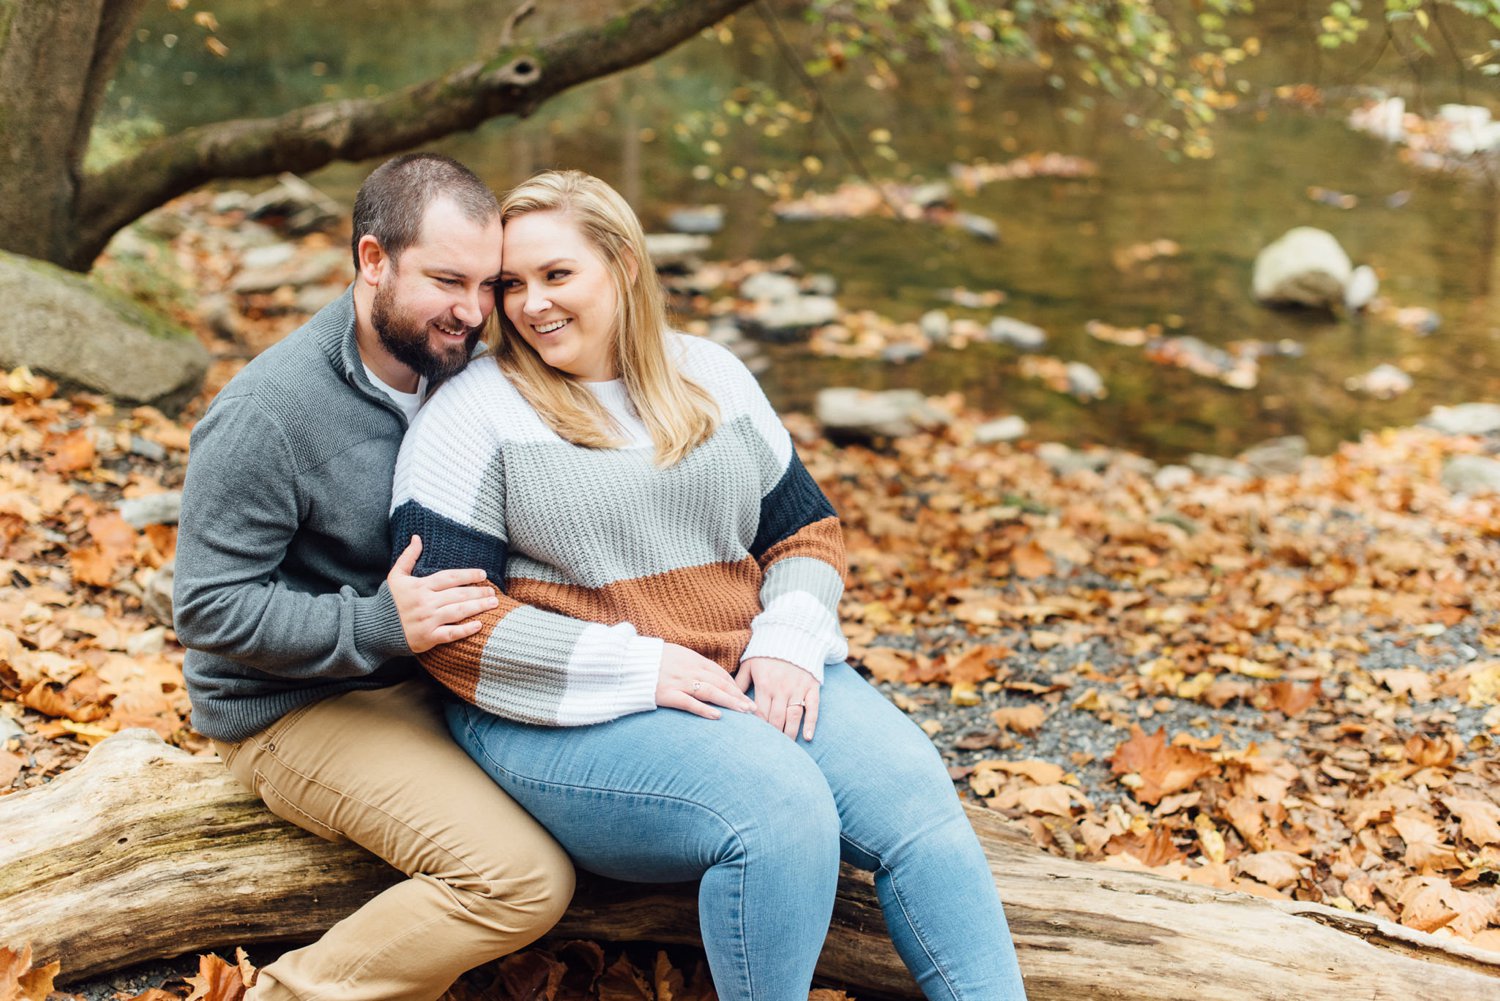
[106,0,1499,460]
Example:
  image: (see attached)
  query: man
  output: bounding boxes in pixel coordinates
[174,153,573,1001]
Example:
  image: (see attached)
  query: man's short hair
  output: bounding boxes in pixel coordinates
[350,153,499,272]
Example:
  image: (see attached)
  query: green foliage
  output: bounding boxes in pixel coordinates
[674,0,1499,189]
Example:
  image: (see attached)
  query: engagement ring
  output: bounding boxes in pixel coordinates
[691,681,702,692]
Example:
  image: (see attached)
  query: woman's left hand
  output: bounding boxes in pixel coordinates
[738,657,820,741]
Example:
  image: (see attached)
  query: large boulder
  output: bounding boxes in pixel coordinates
[1252,227,1352,309]
[1423,403,1500,437]
[0,251,208,411]
[815,388,948,441]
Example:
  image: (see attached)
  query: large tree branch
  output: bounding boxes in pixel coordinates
[71,0,753,268]
[5,730,1500,998]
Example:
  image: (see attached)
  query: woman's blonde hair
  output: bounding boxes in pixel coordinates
[492,170,718,466]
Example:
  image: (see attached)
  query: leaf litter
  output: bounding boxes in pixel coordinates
[6,189,1500,996]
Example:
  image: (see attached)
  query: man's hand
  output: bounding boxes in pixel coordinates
[738,656,821,741]
[388,535,500,653]
[656,643,756,720]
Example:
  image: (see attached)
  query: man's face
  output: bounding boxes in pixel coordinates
[369,197,503,383]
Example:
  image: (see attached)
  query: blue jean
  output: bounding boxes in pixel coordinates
[446,661,1026,1001]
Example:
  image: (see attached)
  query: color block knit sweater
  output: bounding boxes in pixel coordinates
[390,334,848,726]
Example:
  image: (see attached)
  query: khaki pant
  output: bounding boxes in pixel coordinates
[214,680,574,1001]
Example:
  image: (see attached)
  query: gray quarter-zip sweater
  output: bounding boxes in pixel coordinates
[174,286,416,742]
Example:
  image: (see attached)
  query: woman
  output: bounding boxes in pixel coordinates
[391,170,1026,1001]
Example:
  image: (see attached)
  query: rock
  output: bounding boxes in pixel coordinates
[666,206,724,235]
[141,560,174,628]
[1065,362,1106,401]
[1153,465,1195,491]
[803,273,839,297]
[881,343,927,364]
[245,173,343,234]
[1423,403,1500,437]
[987,317,1047,351]
[1036,442,1109,476]
[0,714,22,743]
[644,234,711,270]
[1252,227,1353,309]
[296,284,345,315]
[919,310,951,343]
[240,244,296,271]
[210,190,252,214]
[1441,456,1500,496]
[1344,265,1379,311]
[815,388,947,441]
[909,182,952,209]
[749,295,841,342]
[1345,363,1412,399]
[739,271,802,303]
[126,626,168,658]
[1393,306,1441,335]
[705,320,743,346]
[1238,436,1308,477]
[954,212,1000,242]
[974,416,1028,444]
[128,436,167,462]
[727,340,764,364]
[231,249,347,295]
[198,293,244,340]
[0,250,208,412]
[118,491,182,529]
[1187,454,1252,480]
[1352,96,1406,143]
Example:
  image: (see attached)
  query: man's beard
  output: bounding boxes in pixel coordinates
[371,280,482,384]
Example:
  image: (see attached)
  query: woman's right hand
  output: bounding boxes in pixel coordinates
[657,643,756,720]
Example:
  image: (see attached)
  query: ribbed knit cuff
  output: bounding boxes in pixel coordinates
[616,634,664,713]
[353,582,413,662]
[740,624,829,683]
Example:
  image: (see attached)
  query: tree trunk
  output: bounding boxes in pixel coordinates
[0,0,755,272]
[3,731,1498,999]
[0,0,148,264]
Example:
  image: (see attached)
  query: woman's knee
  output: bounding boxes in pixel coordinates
[726,754,842,866]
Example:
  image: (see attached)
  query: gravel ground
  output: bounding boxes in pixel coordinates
[59,599,1498,999]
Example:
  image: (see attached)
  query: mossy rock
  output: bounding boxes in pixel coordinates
[0,250,208,412]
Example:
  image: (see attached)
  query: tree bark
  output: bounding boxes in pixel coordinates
[3,731,1498,999]
[19,0,750,271]
[0,0,152,264]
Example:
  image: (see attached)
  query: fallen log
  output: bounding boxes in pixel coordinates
[2,730,1498,999]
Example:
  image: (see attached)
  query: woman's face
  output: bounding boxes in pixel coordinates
[500,210,620,382]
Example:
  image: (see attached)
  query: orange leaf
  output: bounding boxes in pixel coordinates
[1392,811,1460,872]
[496,949,564,999]
[43,429,95,474]
[945,644,1010,686]
[1010,541,1054,578]
[1109,725,1217,805]
[991,704,1048,735]
[0,749,22,787]
[858,648,916,684]
[1443,797,1500,847]
[1236,850,1308,890]
[184,952,251,1001]
[597,954,653,1001]
[1259,679,1322,716]
[0,944,60,1001]
[1106,825,1184,867]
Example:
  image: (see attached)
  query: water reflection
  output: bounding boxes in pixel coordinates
[105,0,1498,459]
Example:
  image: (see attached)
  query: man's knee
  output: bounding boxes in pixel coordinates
[460,835,576,939]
